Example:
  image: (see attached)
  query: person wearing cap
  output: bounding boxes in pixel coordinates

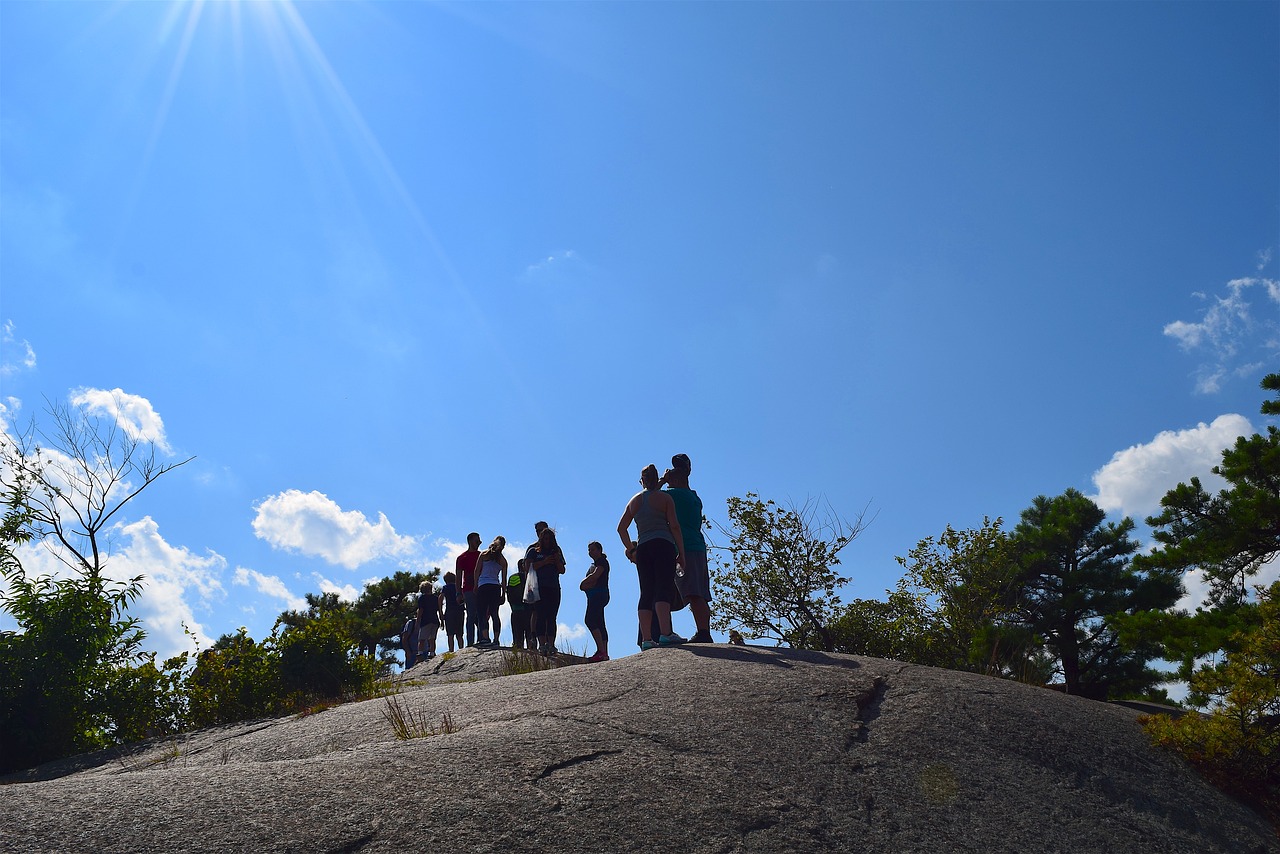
[662,453,714,643]
[618,463,688,649]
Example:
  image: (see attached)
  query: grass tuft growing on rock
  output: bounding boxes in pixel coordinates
[382,695,458,740]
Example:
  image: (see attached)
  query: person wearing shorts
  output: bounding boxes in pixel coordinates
[662,453,714,643]
[440,571,464,652]
[416,579,443,661]
[617,464,687,650]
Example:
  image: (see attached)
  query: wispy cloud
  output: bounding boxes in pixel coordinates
[251,489,419,569]
[0,321,37,377]
[70,387,173,454]
[523,249,587,282]
[1164,275,1280,393]
[233,567,309,613]
[1090,413,1252,520]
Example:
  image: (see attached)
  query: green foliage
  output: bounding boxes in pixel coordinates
[277,613,377,702]
[893,518,1021,671]
[710,493,868,650]
[185,630,283,728]
[830,519,1055,684]
[1011,488,1180,700]
[351,569,437,661]
[102,653,191,744]
[1138,372,1280,607]
[828,593,930,661]
[1143,581,1280,825]
[0,563,148,773]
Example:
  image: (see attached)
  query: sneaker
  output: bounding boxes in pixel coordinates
[658,633,687,647]
[641,640,659,651]
[589,652,610,662]
[688,631,714,644]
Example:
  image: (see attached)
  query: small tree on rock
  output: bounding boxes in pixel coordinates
[710,493,869,650]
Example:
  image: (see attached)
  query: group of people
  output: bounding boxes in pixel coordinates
[401,453,714,667]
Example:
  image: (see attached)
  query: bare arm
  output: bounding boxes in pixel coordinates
[617,494,638,560]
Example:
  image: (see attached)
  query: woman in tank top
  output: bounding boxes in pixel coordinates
[617,464,687,650]
[475,536,507,646]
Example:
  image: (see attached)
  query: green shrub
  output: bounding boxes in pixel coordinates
[186,631,282,727]
[1143,581,1280,826]
[277,615,376,702]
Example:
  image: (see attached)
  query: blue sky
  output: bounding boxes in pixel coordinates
[1,1,1277,666]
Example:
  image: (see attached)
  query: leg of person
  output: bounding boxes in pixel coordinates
[464,590,479,646]
[680,551,714,642]
[636,547,657,649]
[476,586,494,645]
[427,622,440,657]
[585,599,604,659]
[599,595,609,656]
[544,586,561,654]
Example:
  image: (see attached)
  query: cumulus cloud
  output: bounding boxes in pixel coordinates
[1164,276,1280,393]
[312,573,361,603]
[0,321,36,376]
[8,516,225,659]
[252,489,419,569]
[233,567,308,613]
[1091,414,1252,520]
[1177,557,1280,613]
[70,387,173,454]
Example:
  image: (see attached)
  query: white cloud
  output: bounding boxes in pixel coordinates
[1164,276,1280,394]
[312,573,361,603]
[233,567,308,613]
[8,517,225,660]
[69,387,173,454]
[1090,414,1252,519]
[1177,556,1280,613]
[0,396,20,433]
[0,321,37,376]
[251,489,419,569]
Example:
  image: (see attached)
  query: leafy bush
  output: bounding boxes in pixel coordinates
[0,567,147,774]
[1143,581,1280,826]
[277,615,377,703]
[186,631,283,728]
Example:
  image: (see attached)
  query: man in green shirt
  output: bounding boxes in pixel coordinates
[662,453,714,643]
